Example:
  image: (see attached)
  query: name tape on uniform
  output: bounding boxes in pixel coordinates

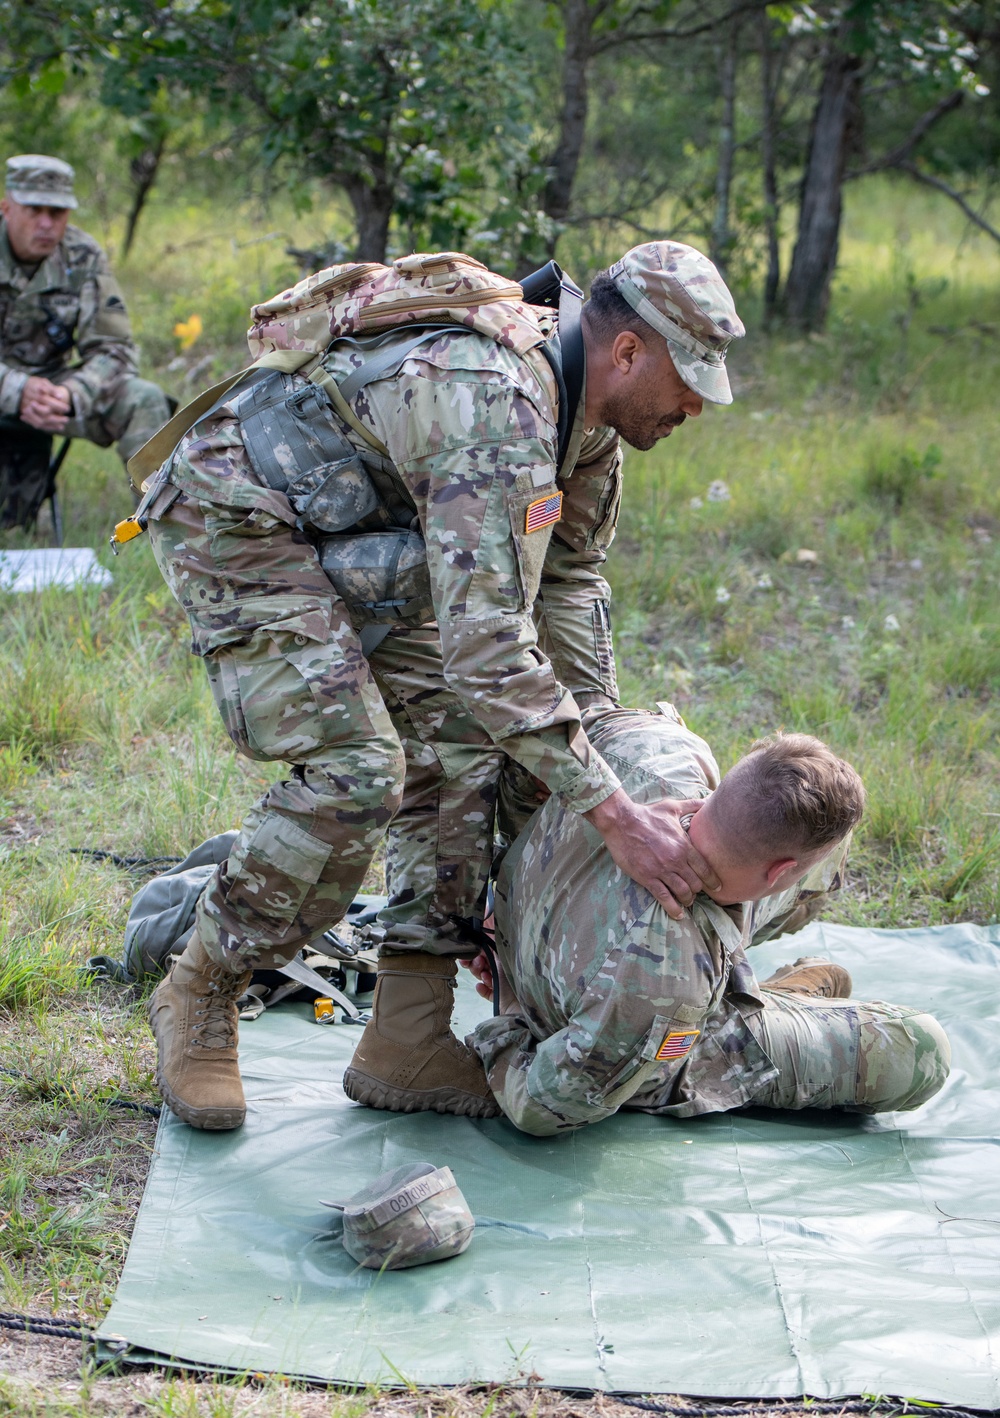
[525,492,563,534]
[655,1029,700,1062]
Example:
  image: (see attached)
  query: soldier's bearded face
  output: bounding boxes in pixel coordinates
[1,198,70,263]
[602,348,703,452]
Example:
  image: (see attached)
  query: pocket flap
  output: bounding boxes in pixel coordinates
[290,456,382,533]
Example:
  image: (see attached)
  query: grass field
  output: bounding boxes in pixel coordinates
[0,178,998,1412]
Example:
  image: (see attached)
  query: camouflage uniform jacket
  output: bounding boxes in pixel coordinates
[0,220,139,419]
[473,706,845,1134]
[163,323,625,811]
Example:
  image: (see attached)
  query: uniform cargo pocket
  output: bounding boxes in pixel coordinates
[223,813,334,927]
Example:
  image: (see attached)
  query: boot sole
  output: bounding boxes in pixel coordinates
[154,1063,246,1130]
[343,1067,501,1119]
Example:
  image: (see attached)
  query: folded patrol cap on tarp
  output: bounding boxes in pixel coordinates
[323,1162,474,1270]
[608,241,744,405]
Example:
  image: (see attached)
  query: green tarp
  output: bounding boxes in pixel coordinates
[98,921,1000,1404]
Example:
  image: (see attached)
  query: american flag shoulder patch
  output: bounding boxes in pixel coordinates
[525,491,563,533]
[655,1029,700,1062]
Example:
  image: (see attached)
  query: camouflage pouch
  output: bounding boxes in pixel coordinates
[323,1162,474,1270]
[318,528,433,626]
[235,374,385,535]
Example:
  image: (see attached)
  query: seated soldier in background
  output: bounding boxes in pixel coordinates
[466,707,950,1135]
[0,153,170,525]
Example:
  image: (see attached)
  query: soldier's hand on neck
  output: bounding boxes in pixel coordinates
[19,376,71,433]
[584,788,720,919]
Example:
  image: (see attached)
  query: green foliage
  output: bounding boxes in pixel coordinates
[0,0,544,262]
[860,441,943,509]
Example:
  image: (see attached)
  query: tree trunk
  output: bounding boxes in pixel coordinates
[759,11,781,326]
[343,175,395,262]
[122,135,166,259]
[542,0,596,253]
[710,18,739,278]
[780,35,863,331]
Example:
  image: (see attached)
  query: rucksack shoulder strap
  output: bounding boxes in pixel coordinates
[521,261,585,475]
[336,324,464,402]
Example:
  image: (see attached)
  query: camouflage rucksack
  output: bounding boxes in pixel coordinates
[117,255,584,635]
[248,250,543,368]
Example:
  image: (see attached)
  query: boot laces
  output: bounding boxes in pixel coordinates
[190,978,240,1051]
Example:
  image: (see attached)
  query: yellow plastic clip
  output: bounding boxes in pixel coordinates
[109,516,146,556]
[313,997,339,1025]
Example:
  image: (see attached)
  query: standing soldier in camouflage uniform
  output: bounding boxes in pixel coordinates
[143,241,746,1132]
[467,706,950,1133]
[0,154,170,524]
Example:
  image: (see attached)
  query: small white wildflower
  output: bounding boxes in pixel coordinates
[707,479,731,502]
[689,496,703,510]
[715,586,731,604]
[884,613,901,632]
[909,558,923,571]
[841,615,855,630]
[756,574,773,590]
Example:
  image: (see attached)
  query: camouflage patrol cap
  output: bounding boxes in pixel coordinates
[324,1162,474,1270]
[5,154,78,210]
[609,241,744,405]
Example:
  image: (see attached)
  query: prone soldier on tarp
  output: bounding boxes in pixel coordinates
[0,153,170,528]
[126,241,747,1133]
[463,706,950,1133]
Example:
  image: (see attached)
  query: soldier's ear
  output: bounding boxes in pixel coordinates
[610,330,644,376]
[764,857,798,890]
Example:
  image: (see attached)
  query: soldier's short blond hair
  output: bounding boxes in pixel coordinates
[715,733,865,859]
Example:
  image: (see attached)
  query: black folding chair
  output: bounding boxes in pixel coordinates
[0,416,70,545]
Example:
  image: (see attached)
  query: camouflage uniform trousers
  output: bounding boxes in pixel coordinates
[0,373,169,525]
[628,990,950,1116]
[745,991,950,1113]
[151,493,507,974]
[59,368,170,466]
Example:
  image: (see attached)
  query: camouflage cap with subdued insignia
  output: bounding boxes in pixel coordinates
[5,153,78,210]
[608,241,744,405]
[323,1161,474,1270]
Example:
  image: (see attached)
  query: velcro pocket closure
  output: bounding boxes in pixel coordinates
[603,1014,707,1112]
[602,1013,673,1109]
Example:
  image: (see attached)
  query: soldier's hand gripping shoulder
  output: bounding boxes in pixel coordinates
[583,789,720,919]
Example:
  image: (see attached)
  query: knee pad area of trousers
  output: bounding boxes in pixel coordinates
[855,1009,951,1112]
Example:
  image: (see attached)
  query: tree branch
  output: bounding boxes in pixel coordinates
[591,0,770,53]
[895,161,1000,245]
[847,89,965,178]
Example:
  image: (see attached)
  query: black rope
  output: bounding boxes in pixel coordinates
[69,848,183,872]
[0,1067,161,1117]
[615,1399,987,1418]
[0,1311,93,1341]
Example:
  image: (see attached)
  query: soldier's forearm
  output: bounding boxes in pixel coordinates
[0,362,29,418]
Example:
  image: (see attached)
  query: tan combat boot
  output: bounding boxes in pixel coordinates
[148,933,251,1130]
[760,955,852,999]
[343,953,500,1118]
